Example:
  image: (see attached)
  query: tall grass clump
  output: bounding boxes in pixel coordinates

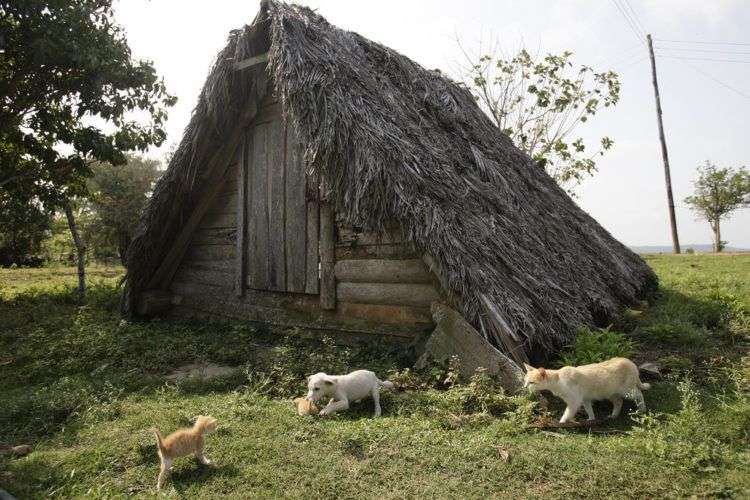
[556,326,634,367]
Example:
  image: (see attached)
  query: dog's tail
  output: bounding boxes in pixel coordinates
[152,428,166,454]
[379,380,395,391]
[638,381,651,390]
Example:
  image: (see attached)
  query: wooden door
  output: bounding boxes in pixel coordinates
[244,102,319,294]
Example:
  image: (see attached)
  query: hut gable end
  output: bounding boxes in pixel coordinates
[125,1,657,359]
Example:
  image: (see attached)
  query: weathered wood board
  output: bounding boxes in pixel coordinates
[335,259,434,284]
[337,282,440,308]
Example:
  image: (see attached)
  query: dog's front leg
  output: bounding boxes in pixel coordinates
[319,399,349,416]
[371,387,381,418]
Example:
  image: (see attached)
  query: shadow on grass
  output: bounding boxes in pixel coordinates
[623,286,741,349]
[169,462,241,492]
[530,380,682,435]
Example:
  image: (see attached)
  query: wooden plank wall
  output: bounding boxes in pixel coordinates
[171,156,239,290]
[332,220,441,324]
[169,99,441,339]
[245,97,318,294]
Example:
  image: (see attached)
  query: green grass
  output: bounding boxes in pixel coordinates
[1,256,749,499]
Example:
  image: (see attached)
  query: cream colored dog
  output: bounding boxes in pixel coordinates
[523,357,650,423]
[306,370,394,418]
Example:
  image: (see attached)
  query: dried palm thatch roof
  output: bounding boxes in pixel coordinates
[125,0,657,359]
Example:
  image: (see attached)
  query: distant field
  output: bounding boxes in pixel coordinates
[0,264,124,298]
[632,244,749,254]
[1,255,748,498]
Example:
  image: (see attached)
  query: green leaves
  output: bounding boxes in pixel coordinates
[557,326,635,367]
[0,0,175,208]
[462,45,620,193]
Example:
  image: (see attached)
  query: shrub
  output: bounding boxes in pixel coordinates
[557,326,635,367]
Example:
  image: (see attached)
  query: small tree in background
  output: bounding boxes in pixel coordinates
[0,192,51,267]
[458,46,620,192]
[684,161,750,253]
[87,156,162,264]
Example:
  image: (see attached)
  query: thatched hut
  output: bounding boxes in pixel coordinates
[124,0,656,361]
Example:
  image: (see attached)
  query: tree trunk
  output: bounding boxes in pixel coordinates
[712,219,722,253]
[64,201,87,304]
[117,232,130,267]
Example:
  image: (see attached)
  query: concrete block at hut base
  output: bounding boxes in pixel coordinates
[415,302,524,391]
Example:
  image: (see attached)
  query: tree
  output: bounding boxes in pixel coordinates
[0,191,50,267]
[684,162,750,253]
[87,155,162,263]
[0,0,176,302]
[459,46,620,191]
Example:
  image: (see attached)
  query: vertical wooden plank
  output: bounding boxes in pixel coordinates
[319,195,336,310]
[284,124,308,293]
[305,168,320,295]
[235,135,248,296]
[267,115,286,291]
[248,122,270,289]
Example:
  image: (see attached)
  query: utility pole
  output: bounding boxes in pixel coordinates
[647,34,681,254]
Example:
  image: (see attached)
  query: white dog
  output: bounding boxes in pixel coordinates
[306,370,394,418]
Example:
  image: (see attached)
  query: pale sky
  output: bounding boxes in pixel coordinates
[114,0,749,249]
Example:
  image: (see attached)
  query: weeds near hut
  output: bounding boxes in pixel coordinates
[557,326,635,367]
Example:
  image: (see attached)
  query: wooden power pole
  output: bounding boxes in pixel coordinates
[647,34,681,254]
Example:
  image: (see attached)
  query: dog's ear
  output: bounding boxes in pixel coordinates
[523,363,535,372]
[323,377,335,386]
[538,367,547,379]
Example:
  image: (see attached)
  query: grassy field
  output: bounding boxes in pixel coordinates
[1,256,749,499]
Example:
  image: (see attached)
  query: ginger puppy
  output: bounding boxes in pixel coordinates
[152,415,218,491]
[523,357,650,423]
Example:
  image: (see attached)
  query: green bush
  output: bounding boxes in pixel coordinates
[557,326,635,367]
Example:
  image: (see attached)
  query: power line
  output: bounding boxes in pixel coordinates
[611,0,645,44]
[668,59,750,100]
[599,43,645,68]
[622,54,649,69]
[622,0,648,38]
[657,54,750,64]
[655,46,750,56]
[654,38,750,47]
[617,0,646,40]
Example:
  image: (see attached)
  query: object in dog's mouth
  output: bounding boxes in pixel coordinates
[294,397,319,416]
[293,397,319,416]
